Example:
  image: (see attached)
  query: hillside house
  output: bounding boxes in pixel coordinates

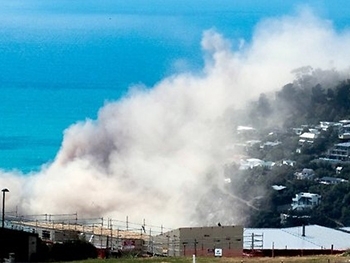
[294,168,315,180]
[245,140,261,147]
[291,192,321,211]
[299,132,318,145]
[292,128,303,135]
[327,142,350,161]
[239,158,275,170]
[339,120,350,125]
[282,159,296,166]
[260,141,281,149]
[317,177,348,185]
[338,124,350,140]
[336,166,343,174]
[237,126,256,139]
[317,121,336,131]
[239,158,264,170]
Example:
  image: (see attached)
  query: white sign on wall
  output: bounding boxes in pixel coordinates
[214,248,222,257]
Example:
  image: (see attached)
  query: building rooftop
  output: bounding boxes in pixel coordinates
[300,132,317,139]
[335,142,350,147]
[294,192,320,198]
[272,185,286,191]
[244,225,350,250]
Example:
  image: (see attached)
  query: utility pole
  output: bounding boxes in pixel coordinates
[2,188,9,228]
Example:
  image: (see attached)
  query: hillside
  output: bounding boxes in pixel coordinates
[225,68,350,228]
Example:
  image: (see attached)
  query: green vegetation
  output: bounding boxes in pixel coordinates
[66,254,349,263]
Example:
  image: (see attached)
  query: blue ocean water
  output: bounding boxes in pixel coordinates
[0,84,125,173]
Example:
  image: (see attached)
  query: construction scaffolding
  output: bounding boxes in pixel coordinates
[4,213,172,257]
[243,232,263,256]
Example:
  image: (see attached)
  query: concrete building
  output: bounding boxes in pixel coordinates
[154,225,243,257]
[0,228,39,262]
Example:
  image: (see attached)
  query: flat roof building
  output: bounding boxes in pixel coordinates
[154,225,243,257]
[244,225,350,257]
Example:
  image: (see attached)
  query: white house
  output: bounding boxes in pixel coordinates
[239,158,264,170]
[318,121,336,131]
[299,132,318,144]
[281,159,296,166]
[239,158,275,170]
[237,126,256,137]
[336,166,343,174]
[291,192,321,211]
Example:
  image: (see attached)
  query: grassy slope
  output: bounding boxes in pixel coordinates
[69,255,349,263]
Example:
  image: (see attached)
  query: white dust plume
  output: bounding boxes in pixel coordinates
[1,9,350,228]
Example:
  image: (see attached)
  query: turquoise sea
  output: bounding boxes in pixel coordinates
[0,84,123,173]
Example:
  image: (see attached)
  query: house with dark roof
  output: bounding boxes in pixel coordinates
[317,176,348,185]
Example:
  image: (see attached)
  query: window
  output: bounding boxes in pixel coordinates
[42,230,51,239]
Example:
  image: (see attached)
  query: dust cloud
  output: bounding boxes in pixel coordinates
[1,9,350,228]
